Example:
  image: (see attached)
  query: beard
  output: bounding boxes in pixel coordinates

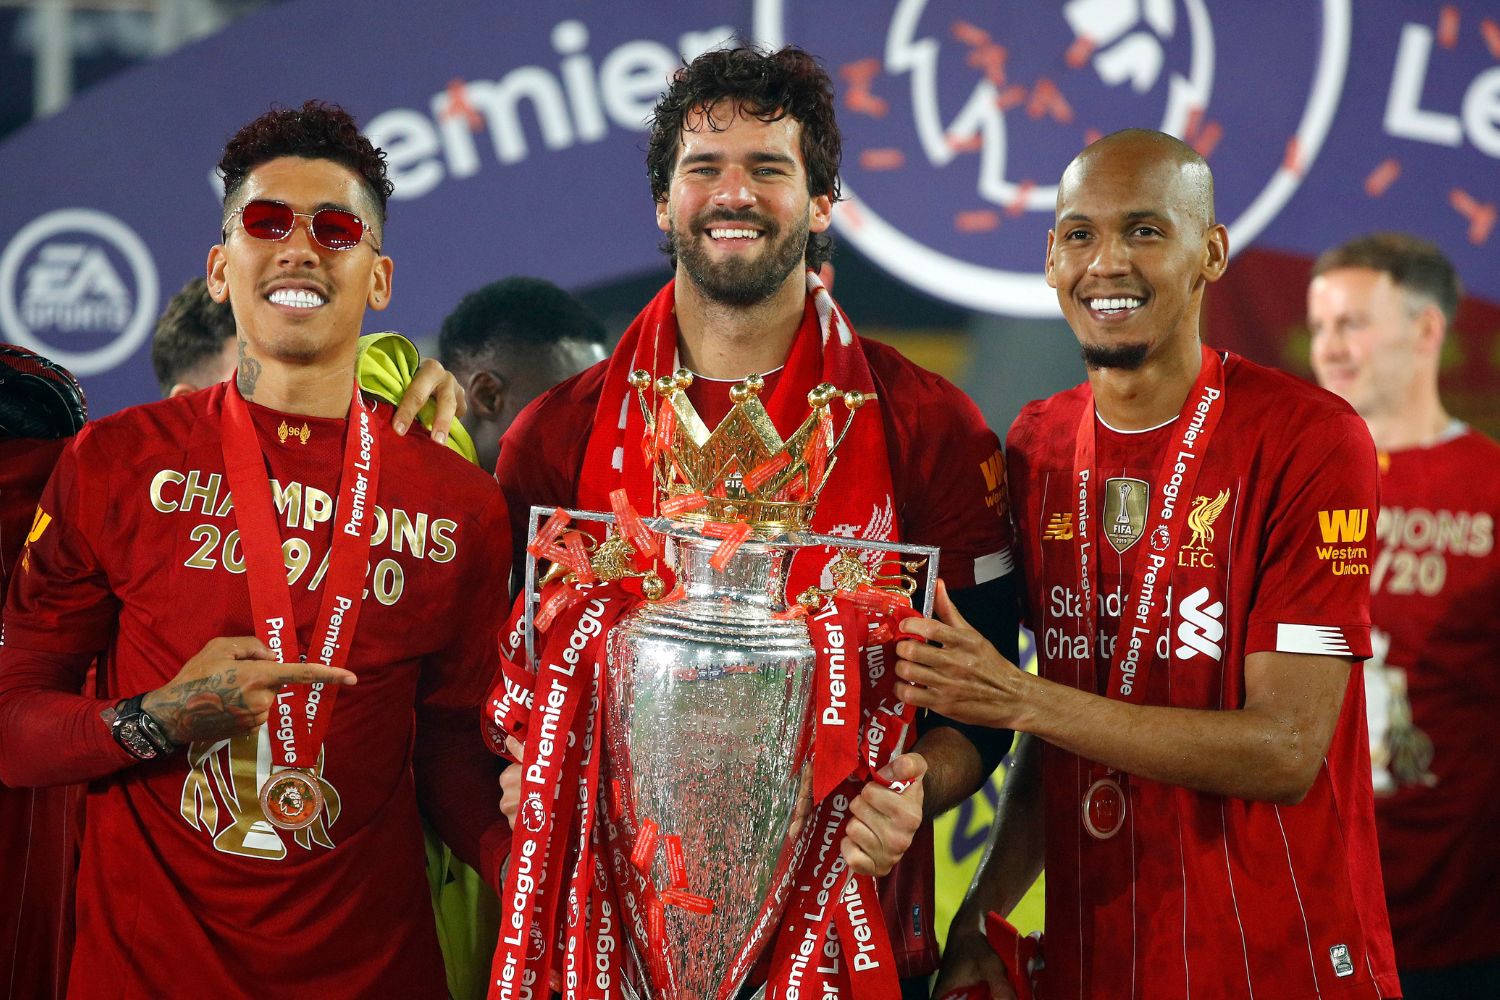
[670,209,810,307]
[1080,341,1150,370]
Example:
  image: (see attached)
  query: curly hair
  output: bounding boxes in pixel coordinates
[1312,232,1463,328]
[646,46,841,269]
[218,100,393,230]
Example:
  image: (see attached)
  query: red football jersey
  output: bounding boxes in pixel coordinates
[0,385,509,999]
[1365,426,1500,970]
[496,335,1015,978]
[0,435,80,1000]
[1006,353,1398,1000]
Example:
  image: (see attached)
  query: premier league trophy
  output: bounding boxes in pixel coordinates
[515,371,937,999]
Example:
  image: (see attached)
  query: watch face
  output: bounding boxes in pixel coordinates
[114,717,157,760]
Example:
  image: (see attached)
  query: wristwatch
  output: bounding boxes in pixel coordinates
[110,694,177,761]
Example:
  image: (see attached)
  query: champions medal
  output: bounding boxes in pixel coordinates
[259,769,325,831]
[1082,773,1126,840]
[1070,347,1227,842]
[219,380,379,839]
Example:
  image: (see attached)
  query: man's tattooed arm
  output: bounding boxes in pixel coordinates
[142,667,259,744]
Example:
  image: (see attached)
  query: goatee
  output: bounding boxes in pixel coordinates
[1081,341,1150,371]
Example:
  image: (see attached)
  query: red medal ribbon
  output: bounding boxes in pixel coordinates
[1071,346,1226,704]
[1068,346,1226,839]
[219,381,377,776]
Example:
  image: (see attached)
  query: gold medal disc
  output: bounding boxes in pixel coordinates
[259,769,324,831]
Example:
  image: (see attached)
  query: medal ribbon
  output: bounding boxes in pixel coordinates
[219,381,378,769]
[1071,346,1226,704]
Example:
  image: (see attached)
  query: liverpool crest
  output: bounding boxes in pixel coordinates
[1103,477,1148,553]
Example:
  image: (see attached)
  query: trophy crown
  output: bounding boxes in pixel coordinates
[634,368,874,535]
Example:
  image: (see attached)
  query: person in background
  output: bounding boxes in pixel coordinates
[1308,232,1500,1000]
[437,276,608,473]
[151,277,238,397]
[0,344,88,1000]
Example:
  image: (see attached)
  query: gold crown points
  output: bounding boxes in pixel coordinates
[629,368,874,535]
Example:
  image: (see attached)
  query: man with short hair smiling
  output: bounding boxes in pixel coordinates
[1309,233,1500,999]
[0,101,509,997]
[494,46,1020,994]
[902,129,1399,999]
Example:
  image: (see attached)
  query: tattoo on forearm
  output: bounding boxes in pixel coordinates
[153,671,257,744]
[236,339,261,400]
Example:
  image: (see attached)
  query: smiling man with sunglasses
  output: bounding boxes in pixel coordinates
[0,101,512,997]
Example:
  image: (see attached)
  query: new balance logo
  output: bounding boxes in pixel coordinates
[1042,513,1074,541]
[1318,508,1368,544]
[1175,587,1224,661]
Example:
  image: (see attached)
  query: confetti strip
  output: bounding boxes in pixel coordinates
[1189,121,1222,158]
[1364,158,1401,198]
[1283,136,1304,176]
[996,83,1029,111]
[1007,179,1037,217]
[660,492,708,517]
[860,148,906,171]
[534,584,576,632]
[744,451,792,493]
[1450,188,1497,245]
[1027,78,1074,124]
[968,43,1009,86]
[610,488,660,560]
[952,20,991,47]
[1084,127,1104,145]
[560,531,596,583]
[631,818,660,873]
[440,79,483,129]
[956,210,1001,233]
[1066,34,1097,69]
[661,888,715,915]
[946,133,984,153]
[526,507,571,558]
[846,90,889,117]
[1482,18,1500,59]
[664,835,687,888]
[773,603,810,621]
[1438,5,1459,49]
[710,523,753,572]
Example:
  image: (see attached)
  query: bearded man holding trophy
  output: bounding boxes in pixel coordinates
[483,46,1020,999]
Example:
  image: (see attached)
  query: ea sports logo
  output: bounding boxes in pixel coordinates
[0,209,158,375]
[755,0,1350,315]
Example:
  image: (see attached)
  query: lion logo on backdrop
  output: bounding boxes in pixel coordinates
[755,0,1350,314]
[179,727,341,859]
[0,208,158,376]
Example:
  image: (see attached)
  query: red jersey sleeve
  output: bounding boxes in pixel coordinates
[2,426,117,654]
[879,361,1015,591]
[1246,409,1378,659]
[413,482,512,883]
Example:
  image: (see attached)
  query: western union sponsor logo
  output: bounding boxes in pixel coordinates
[1318,508,1368,544]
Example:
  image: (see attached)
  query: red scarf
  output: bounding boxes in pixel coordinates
[578,271,899,595]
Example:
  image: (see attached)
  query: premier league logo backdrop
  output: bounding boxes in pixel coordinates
[0,0,1496,414]
[758,0,1349,314]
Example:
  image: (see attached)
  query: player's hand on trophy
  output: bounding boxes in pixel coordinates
[140,637,357,745]
[841,752,926,876]
[894,580,1025,730]
[499,735,525,828]
[931,919,1016,1000]
[392,356,466,443]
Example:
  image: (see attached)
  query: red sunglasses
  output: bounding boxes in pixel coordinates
[226,199,379,252]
